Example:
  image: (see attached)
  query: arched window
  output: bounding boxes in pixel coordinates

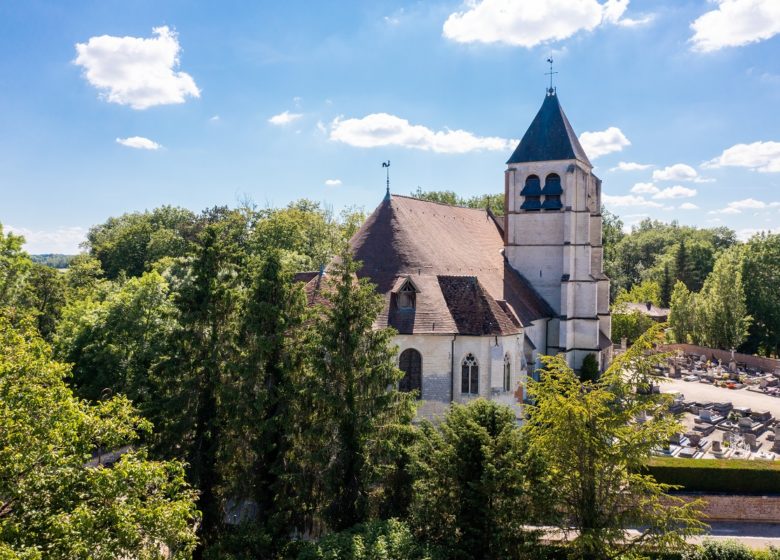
[520,175,542,211]
[399,349,422,397]
[461,353,479,395]
[503,353,511,392]
[542,173,563,210]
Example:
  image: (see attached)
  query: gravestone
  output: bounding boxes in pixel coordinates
[712,440,722,453]
[773,426,780,453]
[687,432,702,447]
[745,433,757,449]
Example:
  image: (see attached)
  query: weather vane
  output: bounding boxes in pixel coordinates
[382,160,391,199]
[545,55,558,94]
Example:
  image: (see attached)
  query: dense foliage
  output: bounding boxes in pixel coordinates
[0,314,198,559]
[15,196,780,558]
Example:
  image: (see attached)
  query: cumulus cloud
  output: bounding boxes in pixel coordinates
[269,110,303,126]
[324,179,342,187]
[652,163,711,182]
[74,26,199,110]
[6,225,88,254]
[602,194,662,208]
[704,141,780,172]
[611,161,652,171]
[578,126,630,159]
[630,182,659,194]
[709,198,780,214]
[690,0,780,52]
[329,113,514,154]
[442,0,632,47]
[679,202,699,210]
[116,136,161,150]
[652,185,697,199]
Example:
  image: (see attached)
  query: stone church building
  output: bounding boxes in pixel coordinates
[306,91,611,417]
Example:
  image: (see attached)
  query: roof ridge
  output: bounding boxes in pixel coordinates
[391,193,492,212]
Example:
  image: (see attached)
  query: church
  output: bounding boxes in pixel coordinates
[306,89,611,418]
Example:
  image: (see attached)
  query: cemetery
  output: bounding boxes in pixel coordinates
[649,347,780,462]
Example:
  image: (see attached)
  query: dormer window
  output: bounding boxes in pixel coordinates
[398,283,415,309]
[394,277,419,310]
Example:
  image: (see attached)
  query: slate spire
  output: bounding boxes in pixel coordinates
[506,91,591,166]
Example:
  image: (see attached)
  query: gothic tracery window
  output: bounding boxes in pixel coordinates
[399,348,422,397]
[461,353,479,395]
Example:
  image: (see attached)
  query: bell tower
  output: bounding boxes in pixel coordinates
[504,90,611,369]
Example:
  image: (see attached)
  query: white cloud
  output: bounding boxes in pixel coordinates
[679,202,699,210]
[652,185,697,199]
[269,110,303,126]
[329,113,514,154]
[704,141,780,172]
[690,0,780,52]
[616,14,655,27]
[209,115,220,122]
[651,163,711,182]
[442,0,631,48]
[578,126,630,159]
[316,120,327,134]
[611,161,652,171]
[709,198,780,214]
[74,26,199,110]
[602,194,662,208]
[630,182,659,194]
[6,225,88,254]
[324,179,342,187]
[116,136,161,150]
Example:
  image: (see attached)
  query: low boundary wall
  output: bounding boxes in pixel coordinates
[677,493,780,523]
[658,344,780,374]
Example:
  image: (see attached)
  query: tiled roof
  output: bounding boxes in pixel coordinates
[331,194,554,335]
[506,92,591,166]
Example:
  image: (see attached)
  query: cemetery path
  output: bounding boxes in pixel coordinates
[660,378,780,418]
[698,522,780,548]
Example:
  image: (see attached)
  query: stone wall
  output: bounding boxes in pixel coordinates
[659,344,780,373]
[676,494,780,522]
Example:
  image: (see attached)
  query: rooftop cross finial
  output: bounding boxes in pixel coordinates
[545,55,558,95]
[382,160,391,200]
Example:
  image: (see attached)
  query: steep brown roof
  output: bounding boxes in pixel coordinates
[345,195,554,334]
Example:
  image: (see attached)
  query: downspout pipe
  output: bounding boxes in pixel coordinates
[450,335,457,402]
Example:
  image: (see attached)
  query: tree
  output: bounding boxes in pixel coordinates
[579,353,600,382]
[85,206,197,279]
[698,247,751,351]
[55,271,179,405]
[166,211,249,556]
[215,250,308,556]
[20,263,66,338]
[741,233,780,356]
[0,314,198,559]
[409,400,541,560]
[669,281,698,345]
[660,264,673,308]
[523,325,705,559]
[0,223,31,309]
[304,252,414,532]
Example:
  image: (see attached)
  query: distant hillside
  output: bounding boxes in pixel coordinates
[31,254,76,269]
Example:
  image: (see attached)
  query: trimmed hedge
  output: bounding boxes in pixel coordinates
[646,457,780,494]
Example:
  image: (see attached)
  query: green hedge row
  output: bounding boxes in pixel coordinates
[646,457,780,494]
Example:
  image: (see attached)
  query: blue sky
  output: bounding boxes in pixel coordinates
[2,0,780,253]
